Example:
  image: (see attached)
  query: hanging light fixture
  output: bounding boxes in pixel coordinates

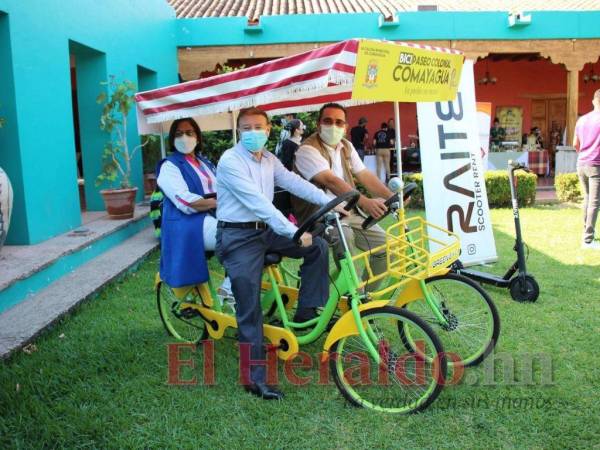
[478,60,497,85]
[583,67,599,83]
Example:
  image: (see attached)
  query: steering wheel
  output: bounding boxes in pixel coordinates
[292,190,360,245]
[361,182,418,230]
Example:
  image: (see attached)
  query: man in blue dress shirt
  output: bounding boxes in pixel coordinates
[216,107,334,400]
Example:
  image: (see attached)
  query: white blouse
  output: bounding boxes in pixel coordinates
[157,157,217,215]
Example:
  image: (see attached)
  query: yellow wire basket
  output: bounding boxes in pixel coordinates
[352,215,461,298]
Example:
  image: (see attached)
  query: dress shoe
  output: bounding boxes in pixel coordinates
[293,307,318,323]
[244,382,284,400]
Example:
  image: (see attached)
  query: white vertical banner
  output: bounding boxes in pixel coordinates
[417,60,497,266]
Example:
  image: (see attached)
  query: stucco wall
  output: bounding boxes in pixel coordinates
[0,0,178,244]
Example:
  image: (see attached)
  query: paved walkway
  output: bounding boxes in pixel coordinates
[0,205,158,360]
[0,227,157,359]
[535,176,558,203]
[0,206,150,293]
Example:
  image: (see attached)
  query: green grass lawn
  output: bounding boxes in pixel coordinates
[1,205,600,449]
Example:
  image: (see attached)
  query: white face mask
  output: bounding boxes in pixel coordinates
[174,135,197,154]
[319,125,345,146]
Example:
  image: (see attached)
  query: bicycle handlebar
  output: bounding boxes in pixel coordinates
[292,190,360,245]
[508,160,530,173]
[361,182,418,230]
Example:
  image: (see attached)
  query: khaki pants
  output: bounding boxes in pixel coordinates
[336,213,387,291]
[376,148,391,181]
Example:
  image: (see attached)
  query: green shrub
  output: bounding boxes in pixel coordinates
[404,170,537,208]
[485,170,537,207]
[403,173,424,208]
[555,173,582,202]
[141,134,164,173]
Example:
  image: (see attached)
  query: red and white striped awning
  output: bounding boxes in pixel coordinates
[135,38,462,129]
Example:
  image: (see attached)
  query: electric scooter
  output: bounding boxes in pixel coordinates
[452,160,540,302]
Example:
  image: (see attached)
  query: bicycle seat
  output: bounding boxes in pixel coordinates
[264,252,282,266]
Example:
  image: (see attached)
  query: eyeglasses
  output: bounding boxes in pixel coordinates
[321,118,346,127]
[175,130,196,137]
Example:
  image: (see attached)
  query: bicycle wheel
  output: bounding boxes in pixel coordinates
[399,273,500,367]
[330,306,447,414]
[157,281,208,343]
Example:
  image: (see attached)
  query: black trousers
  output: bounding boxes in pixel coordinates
[216,227,329,384]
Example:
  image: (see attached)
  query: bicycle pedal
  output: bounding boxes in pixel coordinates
[268,319,284,327]
[178,307,200,319]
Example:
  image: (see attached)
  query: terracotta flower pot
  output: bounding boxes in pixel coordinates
[100,187,138,219]
[0,167,13,251]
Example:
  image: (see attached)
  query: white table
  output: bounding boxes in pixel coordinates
[363,155,386,182]
[555,146,577,174]
[487,151,528,171]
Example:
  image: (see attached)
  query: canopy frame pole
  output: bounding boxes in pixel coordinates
[394,101,403,179]
[393,101,406,221]
[159,122,166,159]
[231,111,238,144]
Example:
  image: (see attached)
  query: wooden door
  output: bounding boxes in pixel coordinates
[529,98,566,149]
[530,99,547,144]
[547,99,566,144]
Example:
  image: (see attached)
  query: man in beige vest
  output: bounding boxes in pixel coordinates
[294,103,394,289]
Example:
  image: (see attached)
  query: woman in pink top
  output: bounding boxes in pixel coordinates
[573,89,600,249]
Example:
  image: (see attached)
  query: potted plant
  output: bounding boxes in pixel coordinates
[141,133,163,195]
[96,76,154,219]
[0,112,13,252]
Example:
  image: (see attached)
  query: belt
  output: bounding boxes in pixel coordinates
[217,221,268,230]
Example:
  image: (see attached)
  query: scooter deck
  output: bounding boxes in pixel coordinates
[457,268,511,287]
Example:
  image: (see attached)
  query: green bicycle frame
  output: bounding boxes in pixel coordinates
[266,214,382,363]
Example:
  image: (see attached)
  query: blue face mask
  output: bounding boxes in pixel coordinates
[241,130,268,153]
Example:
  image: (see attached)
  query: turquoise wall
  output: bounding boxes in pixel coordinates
[0,0,178,244]
[176,11,600,46]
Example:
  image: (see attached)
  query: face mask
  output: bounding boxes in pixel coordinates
[241,130,268,153]
[319,125,345,146]
[174,135,197,154]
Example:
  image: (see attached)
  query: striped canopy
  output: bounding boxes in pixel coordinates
[135,38,462,131]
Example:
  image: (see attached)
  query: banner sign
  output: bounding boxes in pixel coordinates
[496,106,523,143]
[352,40,464,103]
[476,102,492,170]
[417,60,497,266]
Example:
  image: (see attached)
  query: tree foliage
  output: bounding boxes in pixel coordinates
[96,76,156,189]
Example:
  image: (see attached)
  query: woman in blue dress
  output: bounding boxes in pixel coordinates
[157,118,231,296]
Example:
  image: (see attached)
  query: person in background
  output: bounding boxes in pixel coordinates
[573,88,600,249]
[349,117,369,160]
[386,118,396,143]
[373,122,394,182]
[490,118,506,148]
[530,127,544,148]
[527,127,539,149]
[274,113,295,156]
[157,118,231,296]
[274,119,306,222]
[279,119,305,171]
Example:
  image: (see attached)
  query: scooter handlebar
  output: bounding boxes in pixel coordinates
[508,159,530,173]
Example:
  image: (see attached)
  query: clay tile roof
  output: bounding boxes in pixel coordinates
[168,0,600,20]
